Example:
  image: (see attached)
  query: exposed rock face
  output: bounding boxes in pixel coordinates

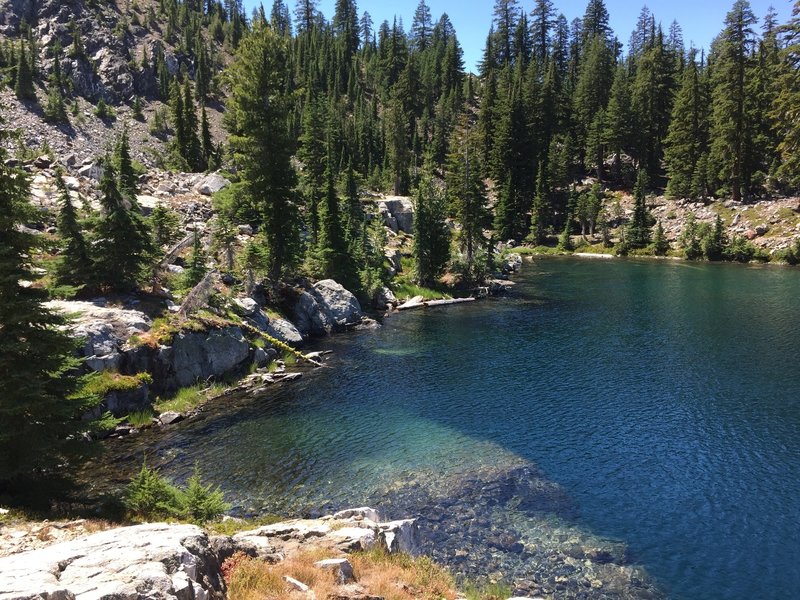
[379,196,414,233]
[0,523,225,600]
[161,327,250,391]
[45,301,152,373]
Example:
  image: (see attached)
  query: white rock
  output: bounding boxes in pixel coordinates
[314,558,355,584]
[195,173,231,196]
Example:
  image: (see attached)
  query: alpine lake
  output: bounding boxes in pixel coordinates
[85,256,800,600]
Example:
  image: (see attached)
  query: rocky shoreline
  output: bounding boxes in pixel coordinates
[0,508,421,600]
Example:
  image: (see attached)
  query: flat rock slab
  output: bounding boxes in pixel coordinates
[0,523,218,600]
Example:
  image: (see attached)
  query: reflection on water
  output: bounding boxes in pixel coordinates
[85,257,800,600]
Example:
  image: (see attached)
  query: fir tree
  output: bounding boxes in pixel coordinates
[54,173,91,287]
[771,2,800,187]
[93,160,153,291]
[652,220,670,255]
[114,126,138,196]
[14,40,35,101]
[626,169,652,249]
[226,20,300,281]
[413,162,450,285]
[184,229,207,286]
[664,48,710,199]
[709,0,757,201]
[0,118,95,499]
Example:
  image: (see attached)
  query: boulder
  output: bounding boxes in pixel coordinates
[195,173,231,196]
[315,558,356,584]
[379,519,420,555]
[374,286,397,310]
[0,523,225,600]
[77,163,103,181]
[312,280,363,328]
[164,327,250,390]
[381,196,414,233]
[265,318,304,346]
[290,289,334,337]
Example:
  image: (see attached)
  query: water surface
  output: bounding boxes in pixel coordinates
[95,257,800,599]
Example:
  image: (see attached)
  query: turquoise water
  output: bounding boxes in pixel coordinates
[100,257,800,599]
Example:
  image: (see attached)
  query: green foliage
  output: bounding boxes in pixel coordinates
[413,165,451,285]
[225,21,300,281]
[124,462,230,523]
[92,159,153,291]
[0,116,97,498]
[177,464,231,523]
[124,463,182,519]
[94,98,115,120]
[54,173,92,287]
[652,220,670,256]
[626,170,653,249]
[150,203,181,247]
[184,229,208,287]
[79,371,152,398]
[14,40,35,101]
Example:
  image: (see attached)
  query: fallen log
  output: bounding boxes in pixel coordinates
[396,297,476,311]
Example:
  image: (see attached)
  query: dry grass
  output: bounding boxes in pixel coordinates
[226,547,458,600]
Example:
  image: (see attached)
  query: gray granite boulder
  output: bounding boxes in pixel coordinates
[0,523,224,600]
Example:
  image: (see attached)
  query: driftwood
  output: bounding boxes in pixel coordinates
[396,297,476,311]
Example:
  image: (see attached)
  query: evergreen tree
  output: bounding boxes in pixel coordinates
[652,220,670,255]
[772,2,800,186]
[43,84,67,122]
[14,40,35,101]
[413,163,450,285]
[664,48,710,199]
[200,105,215,170]
[54,173,91,287]
[626,169,652,248]
[226,21,301,281]
[93,160,153,291]
[114,126,138,196]
[603,63,633,181]
[184,229,207,286]
[709,0,757,202]
[702,213,727,260]
[445,113,489,282]
[0,118,94,498]
[411,0,433,51]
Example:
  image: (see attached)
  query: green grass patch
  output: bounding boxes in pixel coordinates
[127,409,155,428]
[392,280,452,301]
[154,383,228,414]
[79,371,152,398]
[574,243,615,255]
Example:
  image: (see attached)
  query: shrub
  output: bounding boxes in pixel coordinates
[177,464,230,523]
[123,462,230,522]
[124,463,182,519]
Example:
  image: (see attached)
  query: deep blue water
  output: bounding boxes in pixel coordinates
[105,257,800,599]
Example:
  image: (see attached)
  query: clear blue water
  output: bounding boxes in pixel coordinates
[99,257,800,599]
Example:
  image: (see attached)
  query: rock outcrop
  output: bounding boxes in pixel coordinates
[378,196,414,233]
[0,523,225,600]
[0,509,420,600]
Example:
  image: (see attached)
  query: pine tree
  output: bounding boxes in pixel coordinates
[114,126,138,196]
[14,40,35,101]
[603,63,633,181]
[445,113,489,282]
[413,162,451,285]
[411,0,433,51]
[54,173,91,287]
[200,105,215,170]
[709,0,757,202]
[0,118,94,498]
[184,229,207,286]
[43,84,67,122]
[226,20,300,281]
[626,169,652,248]
[664,48,710,199]
[653,220,670,255]
[772,2,800,186]
[93,160,153,291]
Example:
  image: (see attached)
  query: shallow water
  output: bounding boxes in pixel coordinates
[91,257,800,599]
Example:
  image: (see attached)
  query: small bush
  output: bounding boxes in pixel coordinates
[123,462,229,523]
[178,464,231,524]
[124,463,182,520]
